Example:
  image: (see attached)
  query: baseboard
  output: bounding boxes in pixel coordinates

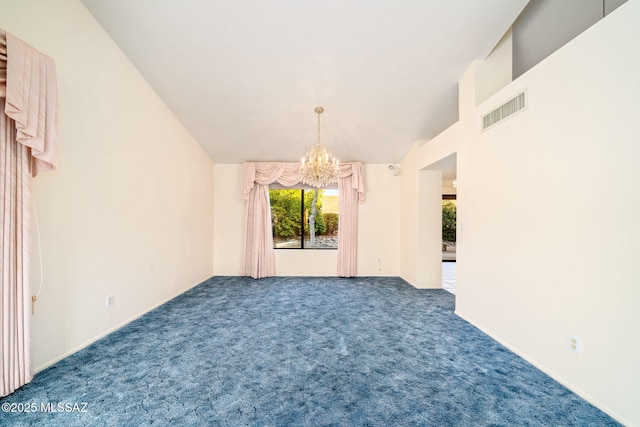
[453,309,630,427]
[34,274,213,374]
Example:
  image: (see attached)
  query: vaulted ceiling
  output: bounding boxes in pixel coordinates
[81,0,529,164]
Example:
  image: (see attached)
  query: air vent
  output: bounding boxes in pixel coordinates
[482,91,527,131]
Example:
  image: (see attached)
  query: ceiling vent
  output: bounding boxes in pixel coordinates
[482,90,527,131]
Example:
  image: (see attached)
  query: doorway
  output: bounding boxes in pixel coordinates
[442,194,456,294]
[442,195,456,262]
[420,152,457,293]
[435,153,457,294]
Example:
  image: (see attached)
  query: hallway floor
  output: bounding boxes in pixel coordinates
[442,261,456,294]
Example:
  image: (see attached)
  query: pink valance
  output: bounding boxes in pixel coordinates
[4,31,58,176]
[340,162,365,202]
[242,162,302,200]
[242,162,365,201]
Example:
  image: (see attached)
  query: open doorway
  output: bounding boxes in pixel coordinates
[439,155,457,294]
[442,194,456,294]
[442,195,456,262]
[421,152,457,293]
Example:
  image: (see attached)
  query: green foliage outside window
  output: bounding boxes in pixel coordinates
[270,189,302,238]
[442,200,456,242]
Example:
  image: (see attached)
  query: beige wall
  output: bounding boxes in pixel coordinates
[213,164,401,276]
[403,1,640,424]
[0,0,214,371]
[357,164,401,275]
[399,145,419,285]
[212,164,244,276]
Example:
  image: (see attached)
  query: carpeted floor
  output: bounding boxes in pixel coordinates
[0,276,619,426]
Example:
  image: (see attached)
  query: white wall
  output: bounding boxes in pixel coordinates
[416,170,443,288]
[213,164,401,277]
[404,1,640,424]
[475,29,513,105]
[399,146,419,285]
[0,0,214,371]
[213,164,244,275]
[356,164,401,276]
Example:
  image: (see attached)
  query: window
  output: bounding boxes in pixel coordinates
[269,188,339,249]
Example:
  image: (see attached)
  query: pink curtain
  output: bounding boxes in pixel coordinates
[242,161,364,279]
[0,101,32,397]
[337,162,365,277]
[0,30,58,397]
[241,162,301,278]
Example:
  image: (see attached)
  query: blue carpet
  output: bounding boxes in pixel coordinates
[0,276,619,426]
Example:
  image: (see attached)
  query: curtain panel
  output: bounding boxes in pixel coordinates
[0,29,58,397]
[0,101,32,397]
[336,162,364,277]
[241,161,364,279]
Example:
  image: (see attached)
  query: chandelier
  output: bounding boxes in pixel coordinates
[300,106,340,188]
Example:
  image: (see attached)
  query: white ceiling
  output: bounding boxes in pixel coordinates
[81,0,529,164]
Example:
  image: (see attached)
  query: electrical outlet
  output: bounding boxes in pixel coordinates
[377,258,382,271]
[106,295,114,309]
[569,336,580,354]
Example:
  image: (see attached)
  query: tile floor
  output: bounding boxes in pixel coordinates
[442,261,456,294]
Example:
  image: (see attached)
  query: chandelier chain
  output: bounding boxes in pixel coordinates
[318,111,321,145]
